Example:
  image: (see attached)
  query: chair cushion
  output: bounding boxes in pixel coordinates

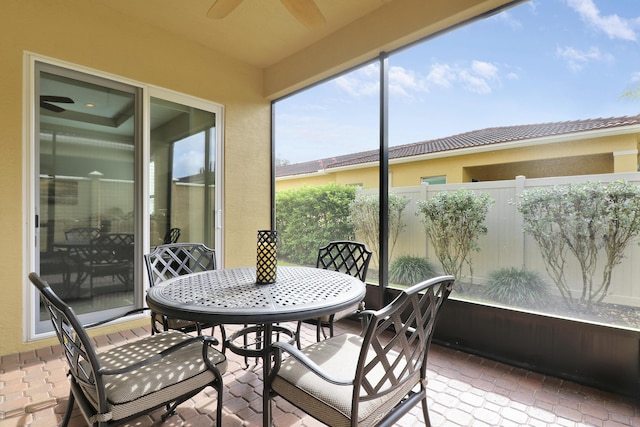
[271,333,416,427]
[317,301,363,323]
[152,313,217,333]
[81,330,227,421]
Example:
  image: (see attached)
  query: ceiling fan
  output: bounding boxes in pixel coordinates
[40,96,74,113]
[207,0,326,29]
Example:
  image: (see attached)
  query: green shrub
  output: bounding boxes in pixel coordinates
[276,183,356,265]
[484,268,549,308]
[389,256,438,286]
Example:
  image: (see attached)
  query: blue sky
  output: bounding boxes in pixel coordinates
[274,0,640,165]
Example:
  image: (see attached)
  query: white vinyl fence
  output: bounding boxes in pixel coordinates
[362,172,640,308]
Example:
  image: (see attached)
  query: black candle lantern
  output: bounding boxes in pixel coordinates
[256,230,277,284]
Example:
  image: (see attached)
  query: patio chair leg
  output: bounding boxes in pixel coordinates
[217,325,227,353]
[421,397,431,427]
[60,390,75,427]
[215,380,224,427]
[295,321,303,349]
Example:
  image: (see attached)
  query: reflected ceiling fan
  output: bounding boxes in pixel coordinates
[207,0,326,29]
[40,96,74,113]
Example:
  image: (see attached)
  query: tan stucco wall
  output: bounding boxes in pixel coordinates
[1,0,270,355]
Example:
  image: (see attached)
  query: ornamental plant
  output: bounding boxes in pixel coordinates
[416,189,493,290]
[484,268,549,308]
[389,255,438,286]
[513,180,640,310]
[348,192,410,267]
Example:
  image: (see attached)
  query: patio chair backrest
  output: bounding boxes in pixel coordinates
[144,243,221,335]
[352,275,453,423]
[91,233,135,263]
[316,240,372,282]
[144,243,216,286]
[162,228,182,244]
[29,272,108,418]
[65,227,101,242]
[269,275,454,426]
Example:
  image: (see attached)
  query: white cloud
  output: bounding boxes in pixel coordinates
[426,61,505,94]
[471,60,499,80]
[425,63,456,88]
[333,59,510,98]
[333,64,379,97]
[459,71,492,94]
[389,66,419,97]
[333,64,424,99]
[556,45,613,71]
[567,0,637,41]
[630,71,640,83]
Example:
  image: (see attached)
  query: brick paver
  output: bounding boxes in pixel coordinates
[1,320,639,426]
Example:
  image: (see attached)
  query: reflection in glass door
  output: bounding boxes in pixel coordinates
[150,97,218,250]
[36,63,138,332]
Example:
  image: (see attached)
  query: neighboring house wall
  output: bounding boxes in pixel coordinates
[277,129,640,190]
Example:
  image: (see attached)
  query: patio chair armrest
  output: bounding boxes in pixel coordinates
[271,341,354,386]
[354,309,376,332]
[99,335,219,376]
[84,308,150,329]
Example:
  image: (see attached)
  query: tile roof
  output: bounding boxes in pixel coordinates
[276,113,640,178]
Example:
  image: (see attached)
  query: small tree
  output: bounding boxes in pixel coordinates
[514,180,640,310]
[416,189,493,290]
[348,192,410,267]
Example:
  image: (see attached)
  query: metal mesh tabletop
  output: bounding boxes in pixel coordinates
[146,266,366,324]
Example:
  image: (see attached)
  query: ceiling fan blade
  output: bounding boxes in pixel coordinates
[40,101,66,113]
[40,95,74,104]
[280,0,325,29]
[40,96,74,113]
[207,0,243,19]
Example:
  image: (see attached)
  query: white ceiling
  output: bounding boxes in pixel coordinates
[93,0,393,69]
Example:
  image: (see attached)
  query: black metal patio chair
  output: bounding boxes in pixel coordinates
[267,275,454,427]
[162,227,181,244]
[64,227,101,242]
[144,243,225,341]
[67,233,134,295]
[296,240,372,346]
[29,272,227,427]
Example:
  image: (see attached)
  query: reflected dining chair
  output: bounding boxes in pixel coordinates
[267,275,454,427]
[144,243,225,341]
[64,227,101,242]
[67,233,134,295]
[162,227,181,244]
[296,240,372,346]
[29,272,227,427]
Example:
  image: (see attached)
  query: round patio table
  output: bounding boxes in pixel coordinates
[145,266,366,426]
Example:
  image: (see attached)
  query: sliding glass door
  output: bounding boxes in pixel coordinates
[31,60,224,336]
[35,63,139,332]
